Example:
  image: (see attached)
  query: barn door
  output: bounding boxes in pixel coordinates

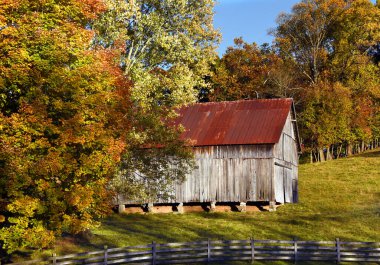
[274,162,293,203]
[284,168,293,203]
[274,164,284,203]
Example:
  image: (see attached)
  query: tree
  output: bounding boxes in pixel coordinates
[273,0,346,84]
[210,38,283,101]
[92,0,219,202]
[94,0,220,108]
[0,0,131,253]
[300,81,352,161]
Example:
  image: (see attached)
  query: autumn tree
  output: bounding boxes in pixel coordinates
[0,0,131,253]
[210,38,287,101]
[273,0,346,84]
[301,82,353,161]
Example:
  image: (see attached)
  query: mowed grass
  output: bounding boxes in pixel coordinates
[53,149,380,255]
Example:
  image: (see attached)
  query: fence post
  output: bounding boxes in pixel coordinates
[250,238,255,262]
[336,238,341,264]
[293,238,298,264]
[152,241,157,265]
[104,245,108,265]
[207,238,211,263]
[52,253,57,265]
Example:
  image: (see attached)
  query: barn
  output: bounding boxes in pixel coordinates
[118,98,301,213]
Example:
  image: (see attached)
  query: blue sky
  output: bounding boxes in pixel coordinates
[214,0,300,56]
[214,0,377,56]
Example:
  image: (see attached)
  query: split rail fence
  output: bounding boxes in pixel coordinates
[7,239,380,264]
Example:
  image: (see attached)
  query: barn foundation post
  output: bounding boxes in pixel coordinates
[118,204,125,214]
[210,201,216,212]
[146,203,154,213]
[269,201,276,212]
[237,202,247,212]
[177,203,184,214]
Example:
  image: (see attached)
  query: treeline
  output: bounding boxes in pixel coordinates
[204,0,380,163]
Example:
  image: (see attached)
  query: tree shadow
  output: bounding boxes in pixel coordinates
[358,150,380,158]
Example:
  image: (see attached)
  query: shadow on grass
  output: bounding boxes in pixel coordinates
[86,200,380,249]
[357,150,380,158]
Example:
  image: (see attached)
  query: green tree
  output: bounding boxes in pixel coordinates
[94,0,220,108]
[93,0,218,201]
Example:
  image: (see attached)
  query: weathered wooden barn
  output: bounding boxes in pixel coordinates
[118,98,301,213]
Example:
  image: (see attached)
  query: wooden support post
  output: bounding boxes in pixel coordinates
[336,238,341,264]
[118,204,125,214]
[152,241,157,265]
[177,202,184,214]
[269,201,276,212]
[237,202,246,212]
[147,203,154,213]
[210,201,216,212]
[104,245,108,265]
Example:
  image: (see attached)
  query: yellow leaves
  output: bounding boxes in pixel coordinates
[6,196,40,217]
[65,184,94,209]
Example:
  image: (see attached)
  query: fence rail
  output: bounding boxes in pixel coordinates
[7,239,380,264]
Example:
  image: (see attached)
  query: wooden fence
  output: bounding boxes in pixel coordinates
[7,239,380,265]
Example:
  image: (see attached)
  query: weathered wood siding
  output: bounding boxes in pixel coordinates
[273,112,299,203]
[119,108,299,206]
[173,145,275,203]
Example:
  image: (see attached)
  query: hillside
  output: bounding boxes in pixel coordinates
[39,149,380,257]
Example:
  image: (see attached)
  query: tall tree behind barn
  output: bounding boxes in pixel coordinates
[119,99,301,209]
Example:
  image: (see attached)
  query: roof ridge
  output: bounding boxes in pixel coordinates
[184,98,293,107]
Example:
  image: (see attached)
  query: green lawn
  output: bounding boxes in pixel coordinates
[50,149,380,258]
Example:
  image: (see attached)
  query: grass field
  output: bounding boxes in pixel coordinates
[48,149,380,258]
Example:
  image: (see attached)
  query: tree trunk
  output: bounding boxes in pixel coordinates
[347,143,353,156]
[318,148,325,162]
[337,144,342,159]
[314,150,319,162]
[326,146,333,160]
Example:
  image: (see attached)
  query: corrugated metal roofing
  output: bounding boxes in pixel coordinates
[174,98,293,146]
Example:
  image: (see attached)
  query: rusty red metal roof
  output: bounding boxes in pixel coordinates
[174,98,293,146]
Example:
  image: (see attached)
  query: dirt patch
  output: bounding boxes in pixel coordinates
[123,206,145,214]
[152,205,174,213]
